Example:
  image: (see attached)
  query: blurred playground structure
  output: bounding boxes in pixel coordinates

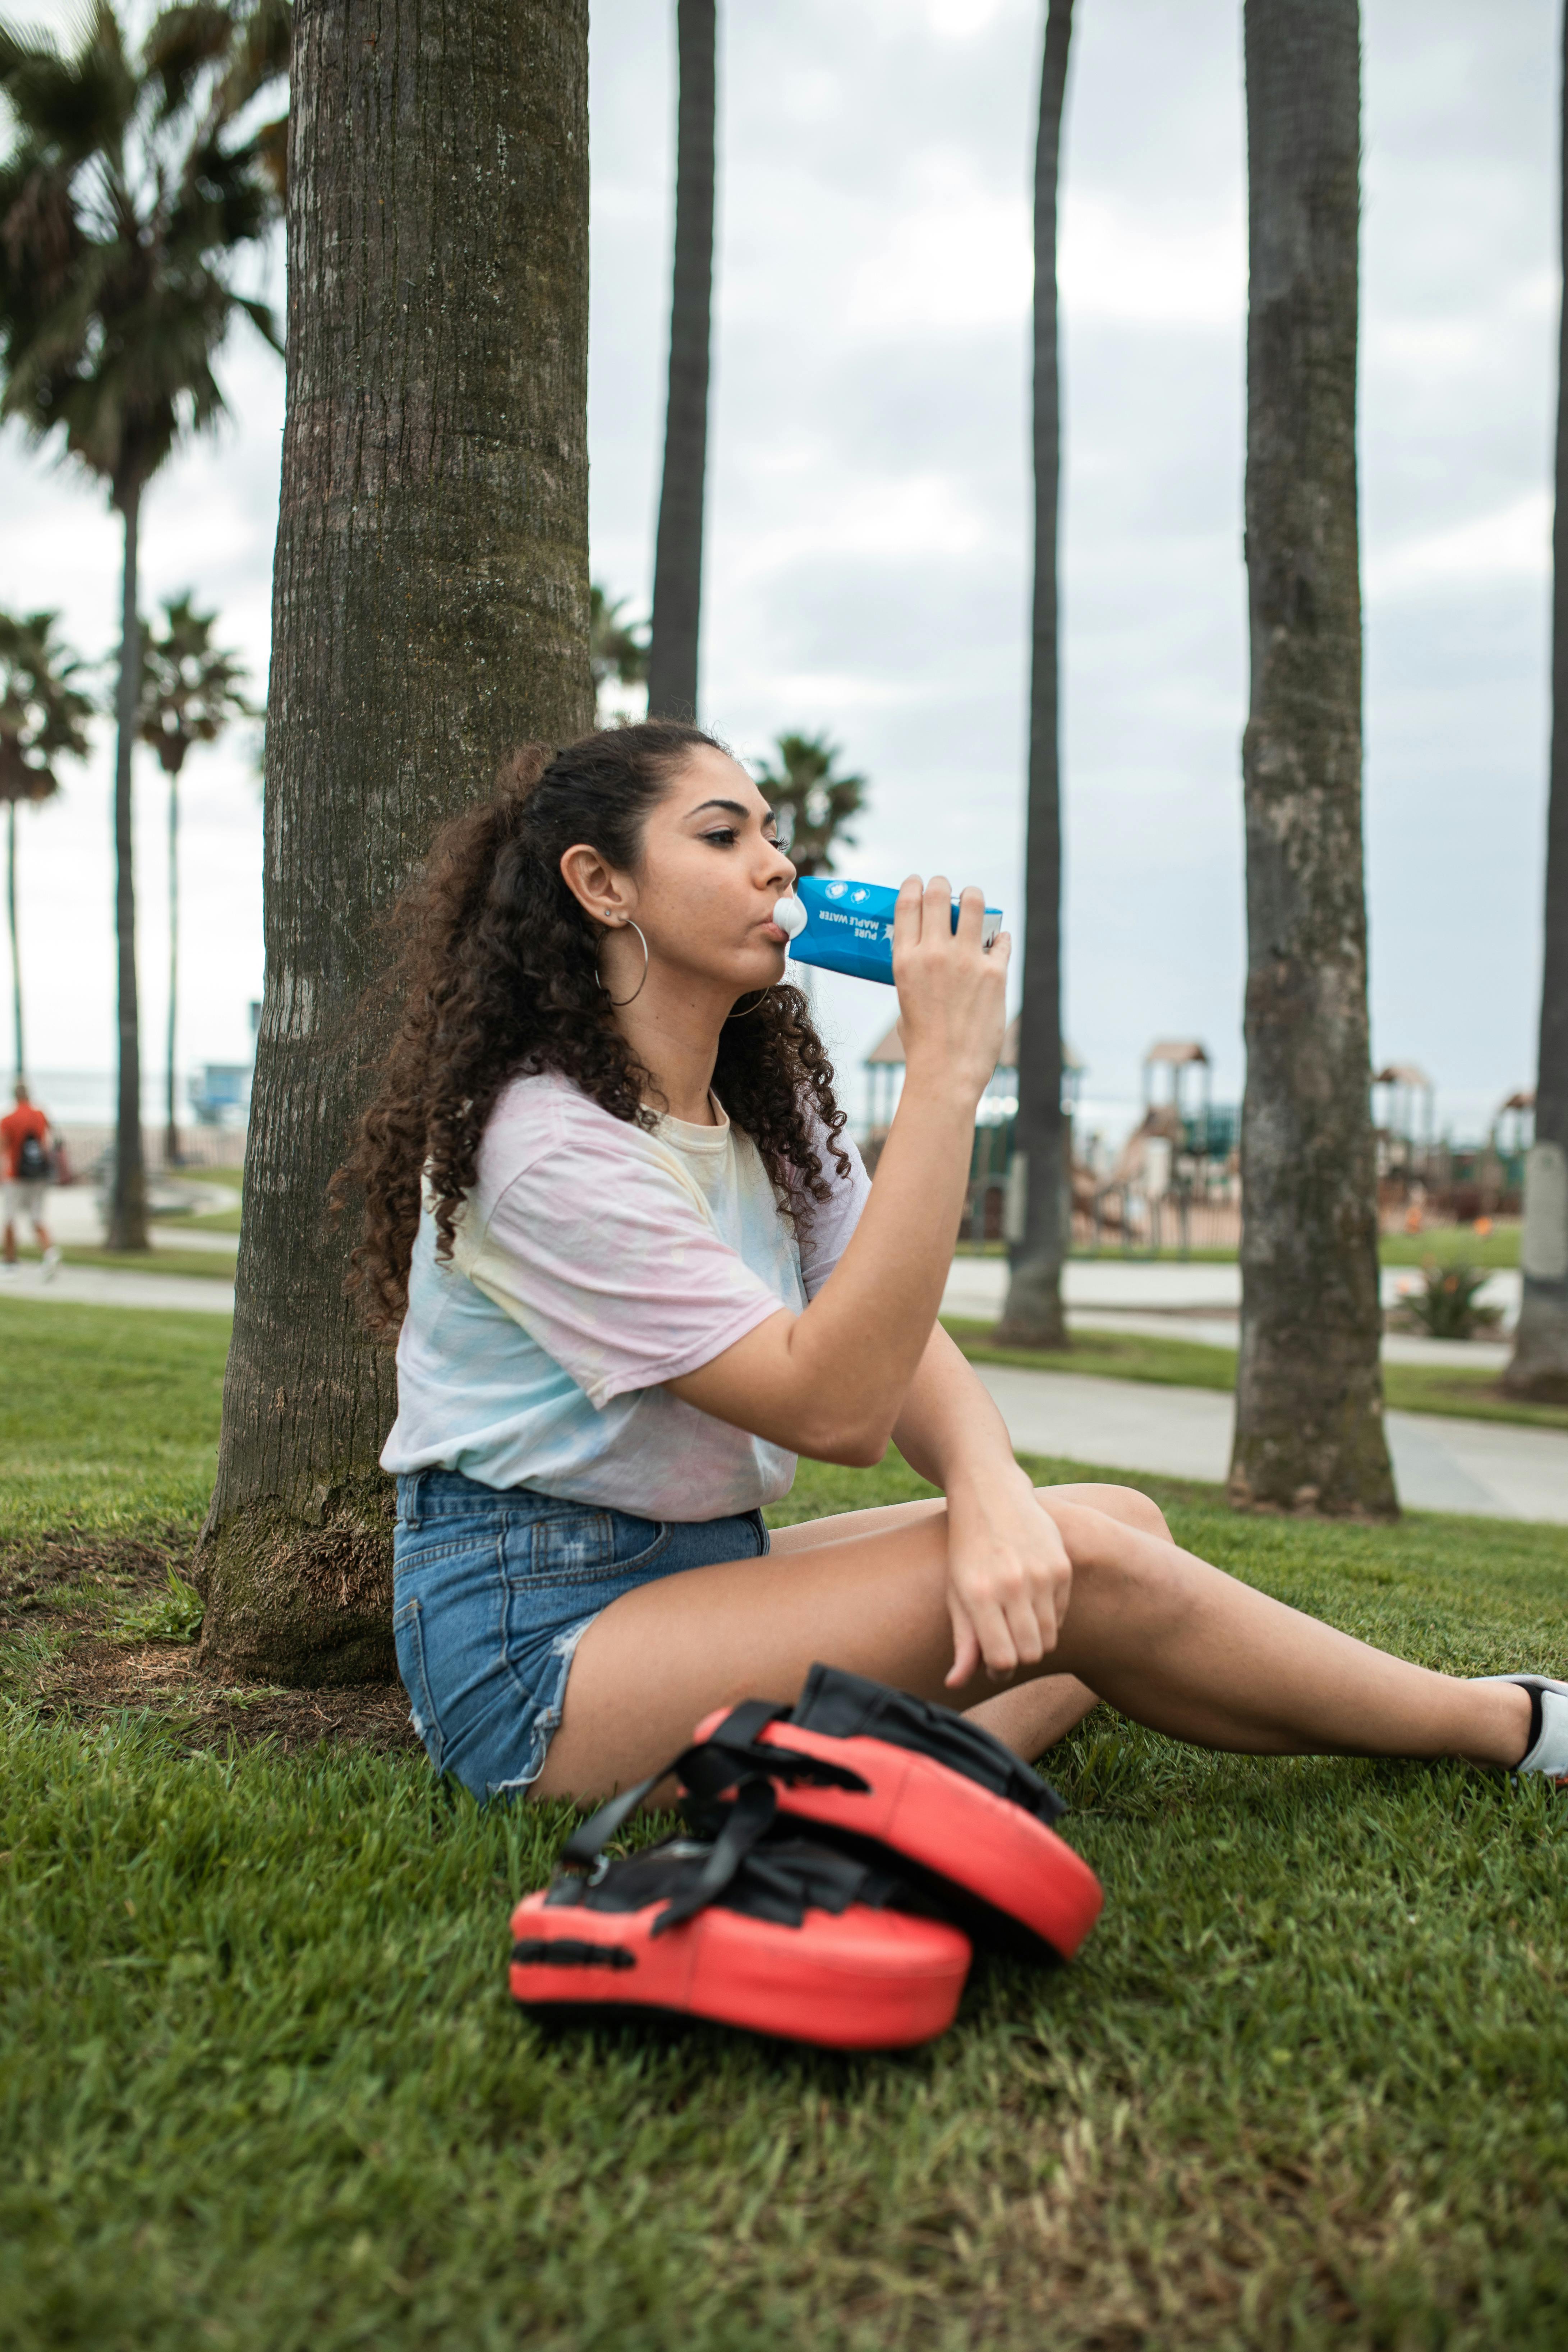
[863,1024,1536,1258]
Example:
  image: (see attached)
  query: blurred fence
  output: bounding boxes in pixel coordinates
[56,1124,247,1181]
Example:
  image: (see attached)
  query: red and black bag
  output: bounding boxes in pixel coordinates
[509,1777,972,2049]
[510,1665,1102,2048]
[681,1666,1103,1966]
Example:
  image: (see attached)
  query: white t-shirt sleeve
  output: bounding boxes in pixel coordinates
[791,1114,872,1298]
[463,1113,790,1408]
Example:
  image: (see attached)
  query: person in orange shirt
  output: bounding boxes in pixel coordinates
[1,1081,61,1276]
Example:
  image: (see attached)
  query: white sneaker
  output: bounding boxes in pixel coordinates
[1471,1675,1568,1782]
[41,1244,61,1281]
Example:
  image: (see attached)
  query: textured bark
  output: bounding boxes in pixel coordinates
[106,484,148,1252]
[998,0,1073,1351]
[1231,0,1394,1516]
[1505,0,1568,1402]
[196,0,594,1683]
[646,0,716,721]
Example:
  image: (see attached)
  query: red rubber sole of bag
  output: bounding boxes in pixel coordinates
[690,1707,1104,1965]
[510,1888,972,2049]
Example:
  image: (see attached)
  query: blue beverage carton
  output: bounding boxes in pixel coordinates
[777,876,1003,986]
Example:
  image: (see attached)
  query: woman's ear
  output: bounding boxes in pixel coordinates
[560,842,635,928]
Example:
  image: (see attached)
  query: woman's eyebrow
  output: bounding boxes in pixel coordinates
[685,797,773,824]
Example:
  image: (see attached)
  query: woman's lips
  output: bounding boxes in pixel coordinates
[760,921,788,944]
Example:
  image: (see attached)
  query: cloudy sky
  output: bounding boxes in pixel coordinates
[1,0,1558,1138]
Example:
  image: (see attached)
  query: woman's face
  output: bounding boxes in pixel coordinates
[565,747,799,1002]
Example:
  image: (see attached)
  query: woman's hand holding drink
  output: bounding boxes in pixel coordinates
[889,875,1010,1109]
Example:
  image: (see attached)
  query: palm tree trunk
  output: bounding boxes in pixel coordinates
[6,802,22,1081]
[998,0,1073,1350]
[646,0,716,721]
[106,480,148,1251]
[195,0,594,1684]
[1231,0,1395,1515]
[165,769,180,1168]
[1504,0,1568,1402]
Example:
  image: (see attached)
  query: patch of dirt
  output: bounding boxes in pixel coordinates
[0,1532,419,1756]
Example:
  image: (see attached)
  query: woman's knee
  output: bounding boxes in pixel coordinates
[1038,1481,1173,1546]
[1045,1499,1191,1625]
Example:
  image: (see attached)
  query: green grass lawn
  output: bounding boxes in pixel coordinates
[0,1295,228,1542]
[1379,1225,1521,1270]
[4,1299,1568,2347]
[944,1319,1568,1435]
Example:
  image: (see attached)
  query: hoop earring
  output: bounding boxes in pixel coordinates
[725,988,773,1021]
[598,920,649,1008]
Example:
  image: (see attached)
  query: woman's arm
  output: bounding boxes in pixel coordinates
[892,1324,1075,1684]
[667,878,1007,1465]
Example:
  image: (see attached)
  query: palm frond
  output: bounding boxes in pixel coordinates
[217,0,290,121]
[0,5,137,162]
[0,603,95,803]
[0,0,284,498]
[137,589,257,773]
[144,4,233,125]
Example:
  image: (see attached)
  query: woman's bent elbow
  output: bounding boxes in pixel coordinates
[795,1416,892,1470]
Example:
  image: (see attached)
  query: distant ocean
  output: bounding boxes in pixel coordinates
[19,1070,239,1127]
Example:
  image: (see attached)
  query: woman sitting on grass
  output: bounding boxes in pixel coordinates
[340,721,1566,1803]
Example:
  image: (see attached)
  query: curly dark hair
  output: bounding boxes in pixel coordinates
[335,721,852,1340]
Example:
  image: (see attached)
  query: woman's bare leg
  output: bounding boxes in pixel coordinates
[536,1494,1534,1799]
[767,1482,1168,1760]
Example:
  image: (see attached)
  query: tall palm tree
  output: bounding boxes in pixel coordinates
[998,0,1074,1350]
[0,609,93,1081]
[197,0,594,1685]
[646,0,716,721]
[753,731,866,876]
[1505,1,1568,1402]
[1230,0,1395,1514]
[0,1,288,1248]
[137,594,258,1166]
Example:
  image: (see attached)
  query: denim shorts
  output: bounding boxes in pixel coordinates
[392,1467,771,1801]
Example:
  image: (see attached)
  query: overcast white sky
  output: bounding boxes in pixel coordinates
[1,0,1558,1138]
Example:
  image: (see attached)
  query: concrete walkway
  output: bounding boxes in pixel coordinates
[0,1259,234,1313]
[973,1363,1568,1523]
[41,1183,239,1253]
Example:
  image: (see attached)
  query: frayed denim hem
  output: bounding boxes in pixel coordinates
[484,1612,599,1801]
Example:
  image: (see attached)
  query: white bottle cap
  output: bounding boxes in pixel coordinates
[773,893,807,940]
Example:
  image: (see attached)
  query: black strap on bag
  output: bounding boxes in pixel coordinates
[561,1772,788,1934]
[550,1774,910,1937]
[560,1712,869,1877]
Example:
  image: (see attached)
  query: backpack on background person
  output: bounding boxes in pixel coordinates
[16,1130,50,1183]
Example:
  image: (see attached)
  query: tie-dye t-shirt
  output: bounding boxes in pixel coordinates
[380,1070,871,1519]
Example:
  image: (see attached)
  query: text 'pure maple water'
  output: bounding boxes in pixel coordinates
[771,877,1003,986]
